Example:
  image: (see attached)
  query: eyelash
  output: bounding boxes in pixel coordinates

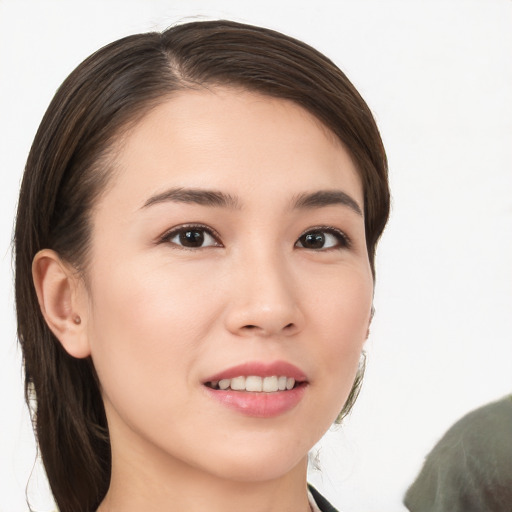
[158,224,351,251]
[296,226,351,251]
[159,224,222,249]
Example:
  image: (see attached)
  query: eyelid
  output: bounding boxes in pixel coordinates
[158,223,223,248]
[157,223,350,250]
[296,225,351,249]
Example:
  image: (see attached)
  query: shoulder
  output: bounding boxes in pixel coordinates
[433,395,512,463]
[404,395,512,511]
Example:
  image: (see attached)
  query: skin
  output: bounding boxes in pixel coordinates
[34,88,373,512]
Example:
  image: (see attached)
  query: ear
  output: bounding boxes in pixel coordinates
[32,249,91,359]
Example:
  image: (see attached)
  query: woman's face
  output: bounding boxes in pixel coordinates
[81,88,373,483]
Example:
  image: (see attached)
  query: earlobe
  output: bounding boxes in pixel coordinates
[32,249,91,359]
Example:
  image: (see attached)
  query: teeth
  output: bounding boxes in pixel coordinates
[263,376,278,392]
[208,375,298,392]
[230,376,246,391]
[245,376,262,391]
[218,379,230,390]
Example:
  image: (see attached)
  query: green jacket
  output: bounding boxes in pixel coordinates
[404,395,512,512]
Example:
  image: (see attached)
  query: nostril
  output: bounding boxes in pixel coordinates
[242,323,296,333]
[233,315,300,336]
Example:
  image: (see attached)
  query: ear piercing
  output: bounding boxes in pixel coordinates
[73,315,82,325]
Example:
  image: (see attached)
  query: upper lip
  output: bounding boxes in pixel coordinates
[203,360,307,383]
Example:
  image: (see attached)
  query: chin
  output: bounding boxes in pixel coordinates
[206,451,308,483]
[196,430,312,483]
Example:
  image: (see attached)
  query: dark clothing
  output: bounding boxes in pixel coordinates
[404,395,512,512]
[308,484,340,512]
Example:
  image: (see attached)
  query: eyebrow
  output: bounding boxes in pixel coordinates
[142,187,240,209]
[292,190,363,216]
[142,186,362,216]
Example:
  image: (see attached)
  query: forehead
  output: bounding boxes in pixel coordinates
[103,87,363,211]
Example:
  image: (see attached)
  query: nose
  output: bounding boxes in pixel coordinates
[223,251,304,338]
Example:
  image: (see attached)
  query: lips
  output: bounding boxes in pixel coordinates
[203,360,307,384]
[202,361,308,417]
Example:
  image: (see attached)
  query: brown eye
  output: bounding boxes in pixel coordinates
[179,230,205,247]
[298,231,326,249]
[163,226,221,248]
[295,228,349,250]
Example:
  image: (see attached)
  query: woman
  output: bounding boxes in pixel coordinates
[14,20,389,512]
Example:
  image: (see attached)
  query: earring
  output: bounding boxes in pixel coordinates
[366,306,374,339]
[73,315,82,325]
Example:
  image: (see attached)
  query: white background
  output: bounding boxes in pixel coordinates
[1,1,511,511]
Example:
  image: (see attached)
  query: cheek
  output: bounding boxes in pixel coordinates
[306,267,372,417]
[84,257,220,403]
[308,262,372,344]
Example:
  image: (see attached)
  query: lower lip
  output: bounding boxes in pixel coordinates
[203,384,307,418]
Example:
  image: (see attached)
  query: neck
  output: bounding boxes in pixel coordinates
[97,423,311,512]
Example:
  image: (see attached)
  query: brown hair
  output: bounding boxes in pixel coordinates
[14,19,389,512]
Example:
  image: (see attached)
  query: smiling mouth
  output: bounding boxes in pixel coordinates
[204,375,303,392]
